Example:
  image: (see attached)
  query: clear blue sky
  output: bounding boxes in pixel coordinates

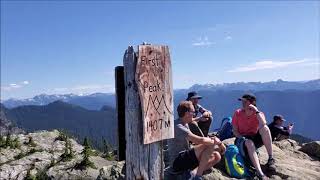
[1,1,319,100]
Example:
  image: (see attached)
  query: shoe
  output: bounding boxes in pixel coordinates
[193,175,203,180]
[266,157,276,171]
[257,174,268,180]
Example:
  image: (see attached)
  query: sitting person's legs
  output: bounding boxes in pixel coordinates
[189,121,204,137]
[197,116,212,137]
[245,139,264,176]
[172,148,200,173]
[194,144,221,176]
[259,125,273,159]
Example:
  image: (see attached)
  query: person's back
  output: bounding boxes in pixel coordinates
[168,119,192,166]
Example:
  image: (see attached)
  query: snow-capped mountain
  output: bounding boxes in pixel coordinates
[189,79,320,91]
[2,93,115,110]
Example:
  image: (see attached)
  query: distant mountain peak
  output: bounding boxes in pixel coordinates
[189,79,320,92]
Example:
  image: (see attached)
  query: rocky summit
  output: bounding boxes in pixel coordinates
[0,130,319,180]
[201,138,320,180]
[0,130,121,180]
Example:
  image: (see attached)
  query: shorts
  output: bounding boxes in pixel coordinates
[235,133,263,158]
[244,133,264,149]
[172,148,199,172]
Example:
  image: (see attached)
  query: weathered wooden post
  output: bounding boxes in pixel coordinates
[115,66,126,161]
[122,44,174,179]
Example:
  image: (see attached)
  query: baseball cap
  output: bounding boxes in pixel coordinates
[238,93,257,103]
[273,115,286,122]
[186,91,202,101]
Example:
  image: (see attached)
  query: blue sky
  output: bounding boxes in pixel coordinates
[1,1,319,100]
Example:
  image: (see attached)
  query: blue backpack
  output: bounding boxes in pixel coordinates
[224,145,253,178]
[216,117,234,141]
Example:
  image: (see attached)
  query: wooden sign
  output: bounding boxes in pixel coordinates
[135,45,174,144]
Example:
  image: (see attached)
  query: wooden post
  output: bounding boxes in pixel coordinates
[115,66,126,161]
[123,45,173,180]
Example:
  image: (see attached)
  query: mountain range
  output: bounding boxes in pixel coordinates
[2,93,115,110]
[2,79,319,109]
[1,79,319,141]
[0,101,117,149]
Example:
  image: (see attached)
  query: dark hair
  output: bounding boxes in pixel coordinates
[177,101,193,118]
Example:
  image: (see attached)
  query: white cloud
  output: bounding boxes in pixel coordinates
[1,81,30,91]
[227,59,312,73]
[225,36,232,40]
[192,36,214,47]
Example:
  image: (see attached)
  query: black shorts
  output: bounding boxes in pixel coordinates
[244,133,264,149]
[172,148,199,172]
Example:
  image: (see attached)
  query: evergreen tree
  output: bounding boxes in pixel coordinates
[5,132,12,147]
[0,134,4,147]
[76,137,96,169]
[60,137,74,161]
[102,138,113,160]
[12,137,20,149]
[27,136,36,147]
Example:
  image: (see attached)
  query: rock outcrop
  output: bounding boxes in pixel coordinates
[299,141,320,159]
[0,130,115,180]
[1,131,319,180]
[164,138,320,180]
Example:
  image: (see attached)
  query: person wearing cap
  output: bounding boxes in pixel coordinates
[232,93,275,180]
[268,115,293,141]
[167,101,225,180]
[186,91,213,137]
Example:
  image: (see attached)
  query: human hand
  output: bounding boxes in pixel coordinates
[203,111,211,118]
[288,123,294,129]
[211,136,222,145]
[248,104,258,113]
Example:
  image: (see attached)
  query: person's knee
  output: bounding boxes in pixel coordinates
[259,124,270,133]
[245,140,255,151]
[212,151,221,161]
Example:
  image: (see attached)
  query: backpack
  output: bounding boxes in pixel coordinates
[224,145,253,178]
[216,117,234,141]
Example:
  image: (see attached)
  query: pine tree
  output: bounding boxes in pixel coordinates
[102,138,113,160]
[12,137,20,149]
[82,137,91,164]
[5,132,12,148]
[76,137,96,169]
[27,136,36,147]
[0,134,4,147]
[61,137,74,161]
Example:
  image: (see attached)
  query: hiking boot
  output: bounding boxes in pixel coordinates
[193,175,203,180]
[257,174,268,180]
[266,157,276,171]
[188,174,203,180]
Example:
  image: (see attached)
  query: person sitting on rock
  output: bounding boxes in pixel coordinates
[168,101,225,180]
[186,91,213,137]
[232,94,275,180]
[268,115,293,141]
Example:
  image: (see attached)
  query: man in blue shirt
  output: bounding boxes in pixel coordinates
[186,91,213,137]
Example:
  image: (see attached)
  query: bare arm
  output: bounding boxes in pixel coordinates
[192,116,203,122]
[249,104,267,127]
[256,112,267,126]
[187,133,215,145]
[232,125,242,138]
